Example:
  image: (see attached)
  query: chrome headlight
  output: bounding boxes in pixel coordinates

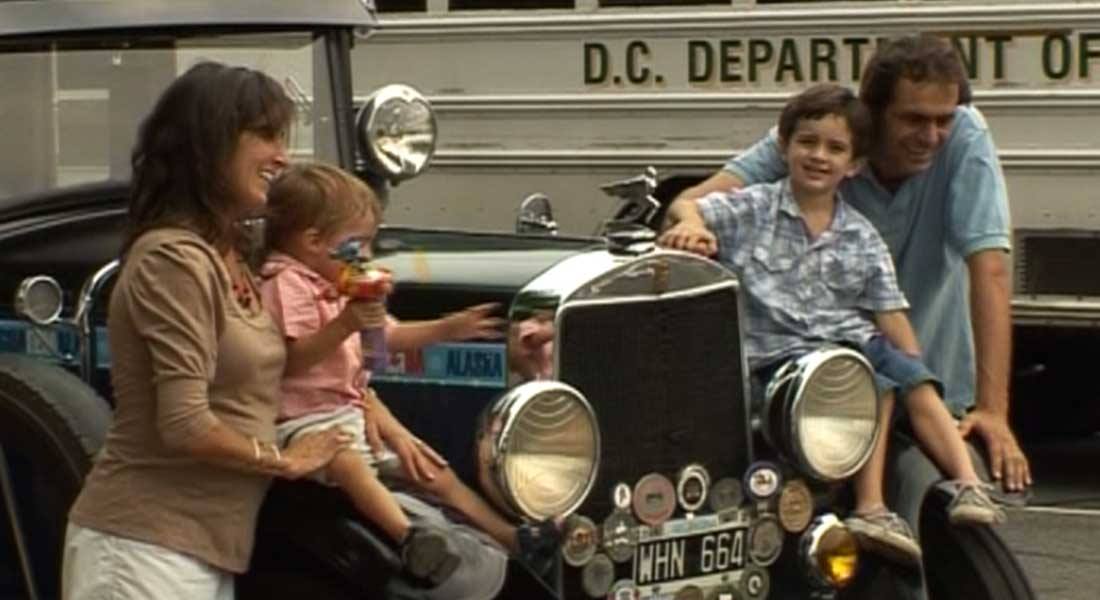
[356,84,436,181]
[476,381,600,521]
[15,276,64,325]
[763,347,879,481]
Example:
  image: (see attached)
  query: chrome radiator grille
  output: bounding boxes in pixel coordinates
[557,287,750,518]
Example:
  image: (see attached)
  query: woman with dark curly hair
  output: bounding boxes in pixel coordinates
[62,61,351,600]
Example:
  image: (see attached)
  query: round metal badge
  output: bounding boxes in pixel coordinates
[561,514,599,567]
[706,584,741,600]
[743,462,782,502]
[739,565,771,600]
[612,482,633,511]
[608,579,639,600]
[677,464,711,513]
[708,477,745,513]
[777,479,814,533]
[581,553,616,598]
[673,584,705,600]
[632,472,677,526]
[748,514,784,567]
[602,509,639,563]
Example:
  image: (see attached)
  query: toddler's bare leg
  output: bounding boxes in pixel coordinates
[905,384,980,483]
[326,449,411,543]
[852,391,895,514]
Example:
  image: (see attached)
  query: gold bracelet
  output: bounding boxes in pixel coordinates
[267,441,282,462]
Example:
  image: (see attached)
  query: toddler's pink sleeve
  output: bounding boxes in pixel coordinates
[260,271,321,340]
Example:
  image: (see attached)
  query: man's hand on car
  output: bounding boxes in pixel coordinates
[959,408,1033,492]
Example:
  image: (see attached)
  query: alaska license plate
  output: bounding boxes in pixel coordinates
[632,518,747,586]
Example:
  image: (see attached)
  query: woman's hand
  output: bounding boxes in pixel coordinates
[278,427,353,479]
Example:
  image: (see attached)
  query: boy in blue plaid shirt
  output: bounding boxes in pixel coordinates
[661,83,1004,567]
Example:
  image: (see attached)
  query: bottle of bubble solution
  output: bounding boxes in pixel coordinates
[332,240,394,373]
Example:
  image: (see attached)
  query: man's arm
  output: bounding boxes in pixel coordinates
[958,249,1031,491]
[668,171,746,214]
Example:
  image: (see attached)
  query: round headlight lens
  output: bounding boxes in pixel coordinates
[356,84,436,181]
[796,351,878,479]
[764,347,879,481]
[477,381,600,520]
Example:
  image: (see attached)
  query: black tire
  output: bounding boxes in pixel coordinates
[845,491,1035,600]
[920,492,1035,600]
[0,354,111,599]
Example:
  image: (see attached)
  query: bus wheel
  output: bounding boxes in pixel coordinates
[0,355,110,599]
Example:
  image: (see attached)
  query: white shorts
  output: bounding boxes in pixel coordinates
[62,523,234,600]
[276,404,400,484]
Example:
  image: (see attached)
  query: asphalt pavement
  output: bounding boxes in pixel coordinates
[999,434,1100,600]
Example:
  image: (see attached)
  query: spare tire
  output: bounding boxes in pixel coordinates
[0,354,110,599]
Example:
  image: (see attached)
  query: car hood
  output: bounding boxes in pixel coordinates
[375,227,600,293]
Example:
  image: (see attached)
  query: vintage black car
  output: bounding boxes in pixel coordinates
[0,1,1035,599]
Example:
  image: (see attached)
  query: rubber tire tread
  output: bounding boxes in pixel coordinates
[920,492,1036,600]
[0,354,109,475]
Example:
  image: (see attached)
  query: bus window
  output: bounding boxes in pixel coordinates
[376,0,427,11]
[450,0,573,9]
[600,0,729,6]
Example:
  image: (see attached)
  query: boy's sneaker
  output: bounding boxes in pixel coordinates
[400,525,461,587]
[947,482,1007,526]
[845,510,923,568]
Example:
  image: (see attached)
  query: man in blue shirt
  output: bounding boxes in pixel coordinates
[660,35,1031,493]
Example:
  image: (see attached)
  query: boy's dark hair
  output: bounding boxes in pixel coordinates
[778,83,872,159]
[859,35,971,124]
[125,61,294,254]
[264,162,381,254]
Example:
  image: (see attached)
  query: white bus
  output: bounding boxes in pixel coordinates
[354,0,1100,433]
[357,0,1098,299]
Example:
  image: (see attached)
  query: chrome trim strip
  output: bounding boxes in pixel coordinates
[76,260,120,382]
[0,446,40,600]
[376,3,1100,36]
[428,149,1100,170]
[1013,297,1100,326]
[405,90,1100,113]
[555,279,740,309]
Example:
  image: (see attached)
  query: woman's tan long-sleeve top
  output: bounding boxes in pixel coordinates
[69,227,286,573]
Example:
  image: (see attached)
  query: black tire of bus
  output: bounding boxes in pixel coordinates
[0,354,110,599]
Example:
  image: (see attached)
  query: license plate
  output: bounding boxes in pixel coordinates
[632,520,747,586]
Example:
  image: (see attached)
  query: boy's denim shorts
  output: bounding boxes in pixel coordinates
[861,335,944,402]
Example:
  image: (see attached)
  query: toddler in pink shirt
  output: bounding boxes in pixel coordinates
[259,163,559,585]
